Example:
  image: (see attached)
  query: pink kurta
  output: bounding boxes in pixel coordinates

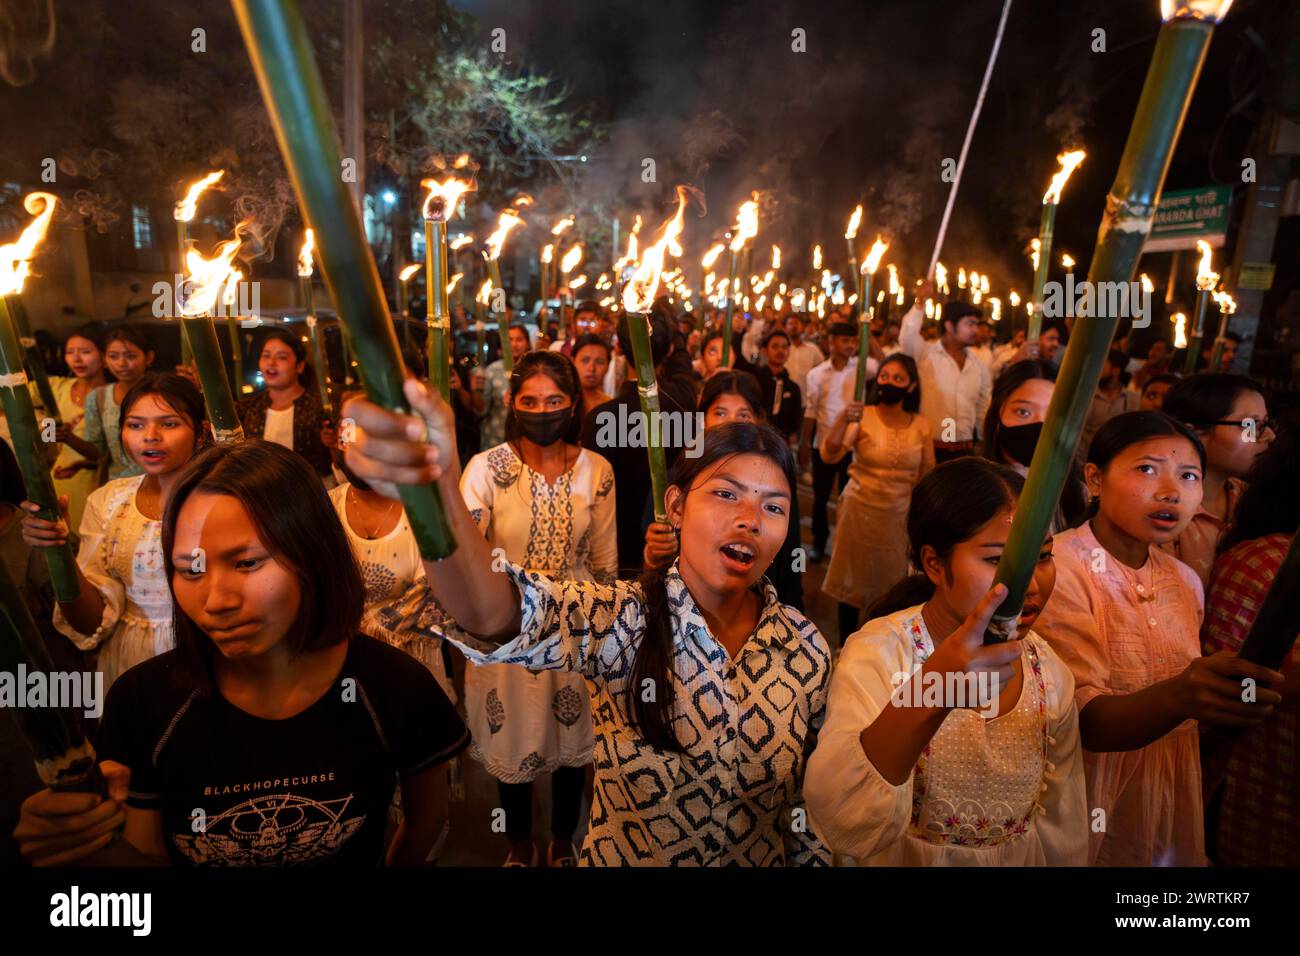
[1034,522,1206,866]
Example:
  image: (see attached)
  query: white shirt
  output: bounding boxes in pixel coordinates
[784,340,826,392]
[263,405,294,450]
[899,305,992,443]
[804,605,1088,866]
[804,356,876,447]
[444,559,833,866]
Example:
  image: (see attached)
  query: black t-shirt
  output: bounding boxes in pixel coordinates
[96,636,468,867]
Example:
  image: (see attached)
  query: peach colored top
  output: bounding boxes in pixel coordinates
[1034,522,1206,866]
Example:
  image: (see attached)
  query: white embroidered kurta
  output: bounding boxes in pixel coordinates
[804,606,1088,866]
[53,476,173,689]
[328,483,456,704]
[460,442,616,783]
[444,559,833,866]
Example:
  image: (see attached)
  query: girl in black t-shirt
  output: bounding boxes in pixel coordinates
[15,440,468,867]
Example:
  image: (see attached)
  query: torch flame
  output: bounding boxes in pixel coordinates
[1030,239,1041,270]
[772,245,781,270]
[702,242,725,270]
[728,197,758,253]
[400,263,421,283]
[1172,312,1188,349]
[1043,150,1086,205]
[1195,239,1218,291]
[957,267,967,288]
[1140,273,1154,294]
[887,264,899,294]
[222,269,242,312]
[980,274,990,295]
[570,275,588,291]
[476,278,493,306]
[0,192,58,296]
[420,174,473,221]
[862,237,889,275]
[1161,1,1234,23]
[484,209,525,261]
[990,297,1002,322]
[1212,289,1236,314]
[560,243,583,275]
[181,238,242,317]
[622,186,691,313]
[1061,254,1075,271]
[447,272,463,295]
[845,205,862,241]
[541,243,554,265]
[812,245,822,270]
[1009,290,1021,307]
[297,229,315,277]
[174,171,225,223]
[450,233,474,251]
[935,262,947,292]
[551,215,575,237]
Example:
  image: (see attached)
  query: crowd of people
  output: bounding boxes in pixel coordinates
[3,276,1294,869]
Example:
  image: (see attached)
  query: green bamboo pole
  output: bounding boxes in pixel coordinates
[225,311,244,395]
[5,295,59,424]
[721,248,739,367]
[854,270,875,401]
[180,308,245,444]
[1183,285,1211,374]
[426,219,451,400]
[986,3,1228,643]
[624,312,669,523]
[301,276,335,420]
[0,560,99,790]
[0,297,79,601]
[232,0,456,560]
[487,257,512,373]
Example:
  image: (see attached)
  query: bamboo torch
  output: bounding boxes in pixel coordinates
[232,0,457,560]
[0,560,97,790]
[986,0,1235,643]
[621,187,690,522]
[1183,239,1218,374]
[484,209,525,373]
[174,171,225,367]
[722,196,758,367]
[297,229,336,420]
[0,197,79,600]
[854,237,889,401]
[1028,150,1086,340]
[844,205,863,301]
[421,168,474,400]
[2,193,60,423]
[559,242,583,341]
[1208,288,1236,371]
[178,235,246,443]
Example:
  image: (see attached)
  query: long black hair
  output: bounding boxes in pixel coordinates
[162,440,364,693]
[631,421,797,753]
[983,359,1057,461]
[1218,425,1300,553]
[117,372,208,459]
[868,458,1025,619]
[504,349,583,445]
[1161,372,1265,431]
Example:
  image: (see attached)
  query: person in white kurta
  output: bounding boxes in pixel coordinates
[460,441,616,784]
[327,482,457,704]
[804,605,1089,866]
[53,475,173,690]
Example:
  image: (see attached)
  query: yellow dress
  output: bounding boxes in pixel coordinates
[49,376,99,532]
[822,408,934,612]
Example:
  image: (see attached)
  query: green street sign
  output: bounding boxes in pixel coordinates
[1143,186,1232,253]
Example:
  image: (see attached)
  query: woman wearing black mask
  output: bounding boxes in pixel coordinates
[981,360,1087,529]
[458,349,616,867]
[819,355,934,646]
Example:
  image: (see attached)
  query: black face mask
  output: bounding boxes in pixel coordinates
[511,407,572,446]
[876,383,910,406]
[1000,421,1043,467]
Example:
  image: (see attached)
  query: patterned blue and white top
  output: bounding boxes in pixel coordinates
[445,559,833,866]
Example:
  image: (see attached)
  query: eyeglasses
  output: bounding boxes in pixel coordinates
[1202,418,1277,433]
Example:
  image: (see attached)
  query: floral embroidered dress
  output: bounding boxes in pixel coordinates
[1034,521,1206,866]
[443,558,833,866]
[83,384,142,481]
[53,475,173,690]
[460,442,616,784]
[803,605,1087,866]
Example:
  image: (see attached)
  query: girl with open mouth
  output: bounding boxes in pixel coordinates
[341,376,832,866]
[1035,411,1285,866]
